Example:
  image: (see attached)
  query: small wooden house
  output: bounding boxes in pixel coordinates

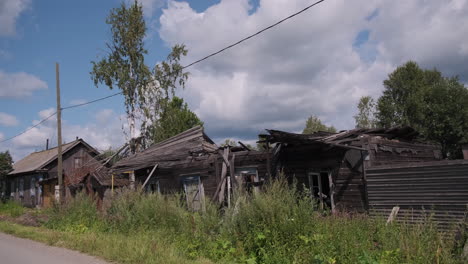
[7,138,100,207]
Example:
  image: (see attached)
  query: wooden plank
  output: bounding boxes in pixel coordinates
[141,164,158,189]
[218,148,229,203]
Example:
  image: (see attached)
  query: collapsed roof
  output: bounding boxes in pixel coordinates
[111,126,218,173]
[262,126,422,150]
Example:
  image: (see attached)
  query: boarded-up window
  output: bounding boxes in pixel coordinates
[182,175,204,211]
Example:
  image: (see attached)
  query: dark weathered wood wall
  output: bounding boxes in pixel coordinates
[366,160,468,229]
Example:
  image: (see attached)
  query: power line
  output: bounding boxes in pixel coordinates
[1,0,327,144]
[62,0,327,110]
[182,0,326,69]
[61,91,123,110]
[0,111,57,144]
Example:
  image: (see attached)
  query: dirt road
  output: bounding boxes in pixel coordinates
[0,232,110,264]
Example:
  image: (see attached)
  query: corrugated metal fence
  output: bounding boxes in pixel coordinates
[366,160,468,229]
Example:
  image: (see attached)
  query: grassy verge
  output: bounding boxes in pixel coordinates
[0,221,212,264]
[1,178,465,264]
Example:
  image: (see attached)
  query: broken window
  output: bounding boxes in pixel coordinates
[234,167,260,193]
[181,175,204,212]
[145,179,160,194]
[308,171,331,210]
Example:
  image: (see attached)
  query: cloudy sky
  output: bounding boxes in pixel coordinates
[1,0,467,161]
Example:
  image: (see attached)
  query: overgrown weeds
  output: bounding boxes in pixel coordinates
[20,178,467,263]
[0,200,25,217]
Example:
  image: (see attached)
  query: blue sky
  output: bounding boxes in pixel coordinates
[1,0,468,160]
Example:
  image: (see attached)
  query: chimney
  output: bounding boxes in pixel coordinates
[76,136,79,140]
[463,144,468,160]
[46,138,49,150]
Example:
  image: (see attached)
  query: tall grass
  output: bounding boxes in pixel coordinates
[43,179,464,264]
[0,200,25,217]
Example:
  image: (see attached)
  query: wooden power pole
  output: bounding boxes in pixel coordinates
[55,63,63,202]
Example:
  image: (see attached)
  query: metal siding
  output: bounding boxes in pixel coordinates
[366,161,468,228]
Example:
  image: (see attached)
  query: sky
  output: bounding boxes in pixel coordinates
[0,0,467,161]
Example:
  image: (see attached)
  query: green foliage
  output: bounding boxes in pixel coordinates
[90,1,189,143]
[303,115,337,134]
[45,192,103,232]
[40,180,464,264]
[0,200,24,217]
[0,150,13,199]
[0,150,13,176]
[91,1,151,115]
[354,96,377,129]
[220,139,238,147]
[149,96,203,144]
[376,61,468,158]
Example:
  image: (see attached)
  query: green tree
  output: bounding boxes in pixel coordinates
[90,1,188,147]
[149,96,203,143]
[0,151,13,199]
[376,61,468,158]
[0,151,12,176]
[302,115,336,134]
[354,96,377,128]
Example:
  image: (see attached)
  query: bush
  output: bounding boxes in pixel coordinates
[44,192,104,233]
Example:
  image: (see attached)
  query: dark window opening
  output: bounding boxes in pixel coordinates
[308,172,331,209]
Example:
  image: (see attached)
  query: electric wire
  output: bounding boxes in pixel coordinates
[1,0,327,144]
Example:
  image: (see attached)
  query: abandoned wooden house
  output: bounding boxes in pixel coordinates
[262,127,444,213]
[111,126,270,210]
[7,138,100,207]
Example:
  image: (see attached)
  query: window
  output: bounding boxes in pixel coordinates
[181,175,204,211]
[145,179,160,194]
[74,157,83,169]
[234,167,259,193]
[10,181,15,197]
[308,172,331,210]
[19,178,24,197]
[30,177,36,196]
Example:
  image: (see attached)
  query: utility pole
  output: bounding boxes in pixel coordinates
[56,63,63,202]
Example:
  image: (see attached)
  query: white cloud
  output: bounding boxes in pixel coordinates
[5,108,127,160]
[0,0,31,36]
[157,0,468,141]
[0,70,48,98]
[0,112,19,127]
